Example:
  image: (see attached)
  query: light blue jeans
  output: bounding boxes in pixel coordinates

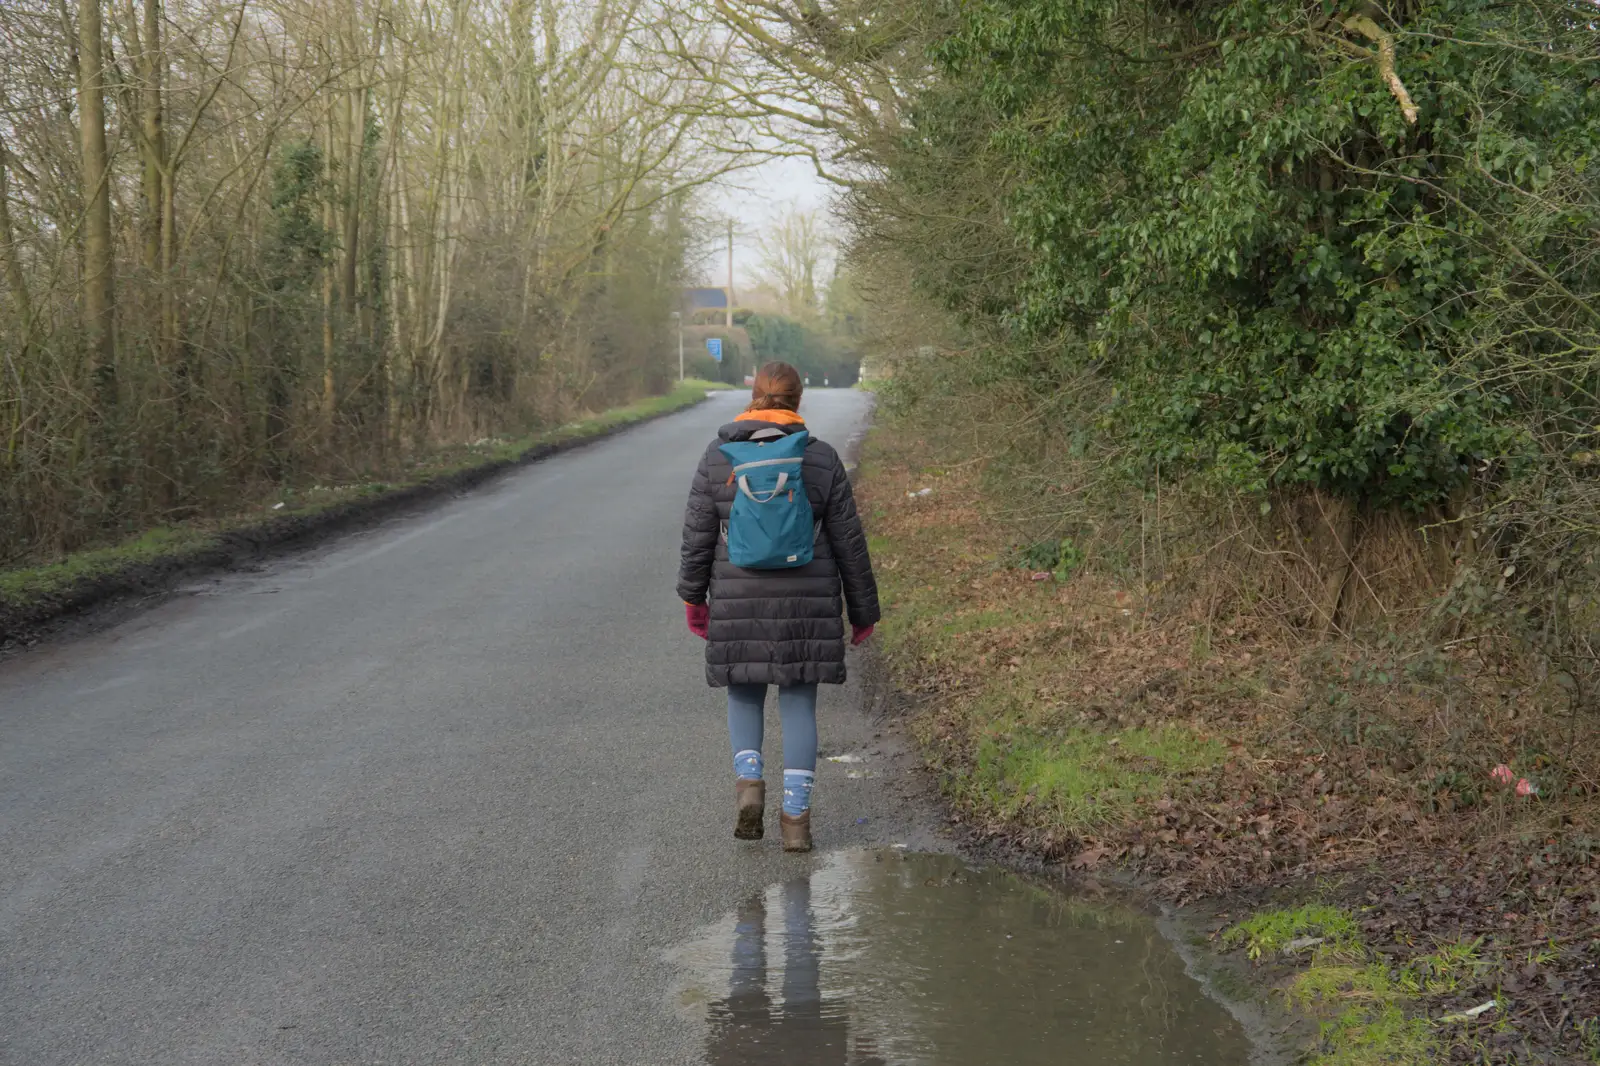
[727,683,818,773]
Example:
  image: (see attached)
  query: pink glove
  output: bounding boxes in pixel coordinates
[685,603,710,640]
[851,624,875,647]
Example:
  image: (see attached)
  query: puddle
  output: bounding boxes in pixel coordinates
[671,851,1256,1065]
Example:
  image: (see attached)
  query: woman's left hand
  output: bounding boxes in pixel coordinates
[685,602,710,639]
[851,624,874,646]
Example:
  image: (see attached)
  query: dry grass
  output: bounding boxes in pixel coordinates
[862,412,1600,882]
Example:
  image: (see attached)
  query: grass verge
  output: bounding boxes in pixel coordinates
[1222,903,1507,1065]
[1,383,714,641]
[858,408,1600,1065]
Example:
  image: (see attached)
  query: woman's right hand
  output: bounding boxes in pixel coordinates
[685,602,710,640]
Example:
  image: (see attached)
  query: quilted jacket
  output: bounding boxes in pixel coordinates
[677,418,880,687]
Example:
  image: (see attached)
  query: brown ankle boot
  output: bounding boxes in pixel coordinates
[780,810,812,853]
[734,779,765,840]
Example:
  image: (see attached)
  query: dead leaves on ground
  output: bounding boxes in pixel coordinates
[860,429,1600,1064]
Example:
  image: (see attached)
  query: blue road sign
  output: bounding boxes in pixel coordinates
[706,338,723,362]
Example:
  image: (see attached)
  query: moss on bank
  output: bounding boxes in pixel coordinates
[0,528,217,606]
[1223,902,1508,1065]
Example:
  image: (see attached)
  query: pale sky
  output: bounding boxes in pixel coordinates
[700,154,836,290]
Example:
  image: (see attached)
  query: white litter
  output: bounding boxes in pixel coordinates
[1439,1001,1498,1024]
[826,754,865,764]
[272,502,285,510]
[1283,936,1324,954]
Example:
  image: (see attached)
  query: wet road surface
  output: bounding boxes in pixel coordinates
[1,389,1253,1064]
[1,390,930,1064]
[675,851,1254,1065]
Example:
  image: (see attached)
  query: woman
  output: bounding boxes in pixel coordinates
[678,362,880,852]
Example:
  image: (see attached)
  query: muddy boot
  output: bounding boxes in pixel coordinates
[780,810,812,853]
[735,779,766,840]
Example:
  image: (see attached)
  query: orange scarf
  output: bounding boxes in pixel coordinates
[735,408,805,425]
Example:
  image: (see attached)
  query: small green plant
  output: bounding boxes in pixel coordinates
[1015,536,1083,581]
[1311,1002,1436,1066]
[1223,904,1361,960]
[1577,1016,1600,1064]
[1424,770,1483,813]
[1404,938,1484,995]
[1225,911,1481,1066]
[1288,955,1442,1066]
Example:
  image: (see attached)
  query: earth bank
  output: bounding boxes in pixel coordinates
[856,405,1600,1066]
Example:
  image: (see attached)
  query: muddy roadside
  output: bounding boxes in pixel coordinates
[855,648,1308,1063]
[853,418,1600,1066]
[1,387,714,654]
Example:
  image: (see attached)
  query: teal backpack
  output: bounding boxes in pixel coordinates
[719,429,817,569]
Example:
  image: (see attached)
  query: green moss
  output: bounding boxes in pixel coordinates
[0,527,218,605]
[1311,1002,1436,1066]
[1224,907,1486,1065]
[1290,956,1439,1066]
[964,720,1225,830]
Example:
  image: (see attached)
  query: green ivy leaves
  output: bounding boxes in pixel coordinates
[902,0,1598,508]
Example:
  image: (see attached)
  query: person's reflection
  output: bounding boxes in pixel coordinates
[705,879,885,1065]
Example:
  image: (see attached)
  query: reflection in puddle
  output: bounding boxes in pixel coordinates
[674,851,1254,1065]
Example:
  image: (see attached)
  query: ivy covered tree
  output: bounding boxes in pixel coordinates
[917,0,1599,510]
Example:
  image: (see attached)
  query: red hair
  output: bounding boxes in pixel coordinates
[747,361,804,413]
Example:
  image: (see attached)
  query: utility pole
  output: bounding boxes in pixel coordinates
[671,311,683,382]
[726,218,734,329]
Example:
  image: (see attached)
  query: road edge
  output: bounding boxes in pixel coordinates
[1,391,714,653]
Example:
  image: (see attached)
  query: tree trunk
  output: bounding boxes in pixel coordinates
[79,0,117,412]
[322,103,337,435]
[0,130,32,467]
[0,133,33,336]
[341,85,362,318]
[1307,489,1357,635]
[131,0,165,277]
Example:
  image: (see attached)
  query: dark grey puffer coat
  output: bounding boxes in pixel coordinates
[678,418,880,687]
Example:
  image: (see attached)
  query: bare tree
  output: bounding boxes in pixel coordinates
[756,206,830,318]
[77,0,116,411]
[0,0,744,561]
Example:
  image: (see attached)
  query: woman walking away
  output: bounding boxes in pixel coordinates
[678,362,881,852]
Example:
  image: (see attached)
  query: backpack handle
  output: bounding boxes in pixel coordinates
[738,471,788,503]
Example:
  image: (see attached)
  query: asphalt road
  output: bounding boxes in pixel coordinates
[0,389,939,1065]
